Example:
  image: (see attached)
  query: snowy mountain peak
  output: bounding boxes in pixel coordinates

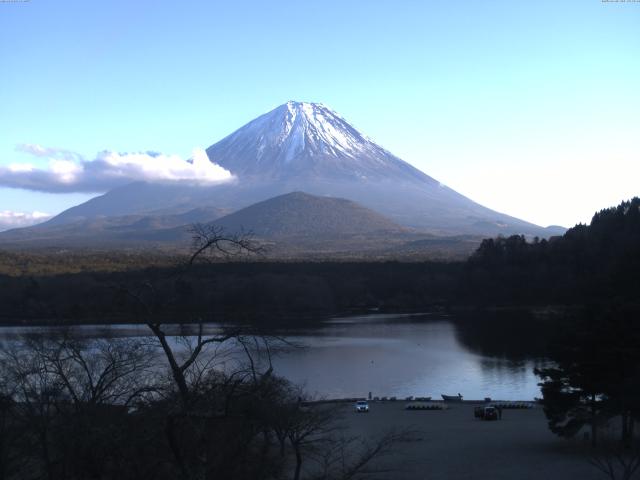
[274,100,370,160]
[205,101,432,183]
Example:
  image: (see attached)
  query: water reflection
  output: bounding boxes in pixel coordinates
[0,313,544,400]
[269,314,542,400]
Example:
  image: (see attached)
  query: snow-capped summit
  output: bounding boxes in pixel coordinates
[205,101,433,183]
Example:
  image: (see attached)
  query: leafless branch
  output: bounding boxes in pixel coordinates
[590,445,640,480]
[189,223,264,266]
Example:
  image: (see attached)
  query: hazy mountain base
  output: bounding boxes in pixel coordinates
[42,179,561,237]
[0,233,483,263]
[0,192,486,258]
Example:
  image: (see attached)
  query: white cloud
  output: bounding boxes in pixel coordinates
[15,144,83,161]
[8,163,35,173]
[0,145,235,193]
[50,159,82,184]
[0,210,52,232]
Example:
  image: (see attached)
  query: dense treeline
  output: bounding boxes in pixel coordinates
[1,198,639,325]
[0,249,186,276]
[535,303,640,449]
[2,199,639,327]
[464,197,640,305]
[0,261,461,325]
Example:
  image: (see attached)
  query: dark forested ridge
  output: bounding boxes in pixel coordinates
[1,198,639,326]
[0,261,462,326]
[464,197,640,305]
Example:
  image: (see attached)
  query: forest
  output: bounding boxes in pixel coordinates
[0,260,463,326]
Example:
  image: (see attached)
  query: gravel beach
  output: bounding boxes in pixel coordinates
[336,401,601,480]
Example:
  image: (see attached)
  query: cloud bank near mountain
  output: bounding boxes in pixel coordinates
[0,210,52,231]
[0,146,234,193]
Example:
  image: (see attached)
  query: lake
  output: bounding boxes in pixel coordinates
[0,313,544,400]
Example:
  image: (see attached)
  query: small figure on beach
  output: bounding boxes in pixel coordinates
[497,405,503,420]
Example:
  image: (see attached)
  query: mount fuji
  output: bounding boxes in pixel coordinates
[206,101,430,183]
[1,101,563,251]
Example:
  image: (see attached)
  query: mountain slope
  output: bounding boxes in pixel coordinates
[0,192,481,258]
[212,191,406,238]
[0,207,225,247]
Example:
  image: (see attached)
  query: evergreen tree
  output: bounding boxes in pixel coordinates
[536,304,640,447]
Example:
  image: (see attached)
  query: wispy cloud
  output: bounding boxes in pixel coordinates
[0,210,52,232]
[1,145,234,193]
[16,144,83,161]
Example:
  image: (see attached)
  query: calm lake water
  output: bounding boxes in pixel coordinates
[0,313,544,400]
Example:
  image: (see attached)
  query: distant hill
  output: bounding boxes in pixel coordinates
[0,192,483,259]
[0,206,226,248]
[212,192,406,238]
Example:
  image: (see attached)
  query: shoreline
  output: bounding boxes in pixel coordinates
[306,397,539,405]
[334,401,598,480]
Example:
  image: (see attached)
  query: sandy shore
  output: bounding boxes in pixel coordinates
[334,401,601,480]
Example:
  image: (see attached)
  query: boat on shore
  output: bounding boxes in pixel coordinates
[441,393,463,402]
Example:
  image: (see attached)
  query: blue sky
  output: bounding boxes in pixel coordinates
[1,0,638,229]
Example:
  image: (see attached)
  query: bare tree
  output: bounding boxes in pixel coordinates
[0,333,161,480]
[146,322,244,408]
[1,337,68,480]
[286,403,337,480]
[188,224,263,266]
[120,225,264,409]
[310,429,420,480]
[118,225,285,480]
[0,363,24,480]
[265,385,420,480]
[590,440,640,480]
[104,225,416,480]
[26,334,158,408]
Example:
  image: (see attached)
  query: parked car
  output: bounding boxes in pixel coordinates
[483,406,498,420]
[355,400,369,413]
[474,406,498,420]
